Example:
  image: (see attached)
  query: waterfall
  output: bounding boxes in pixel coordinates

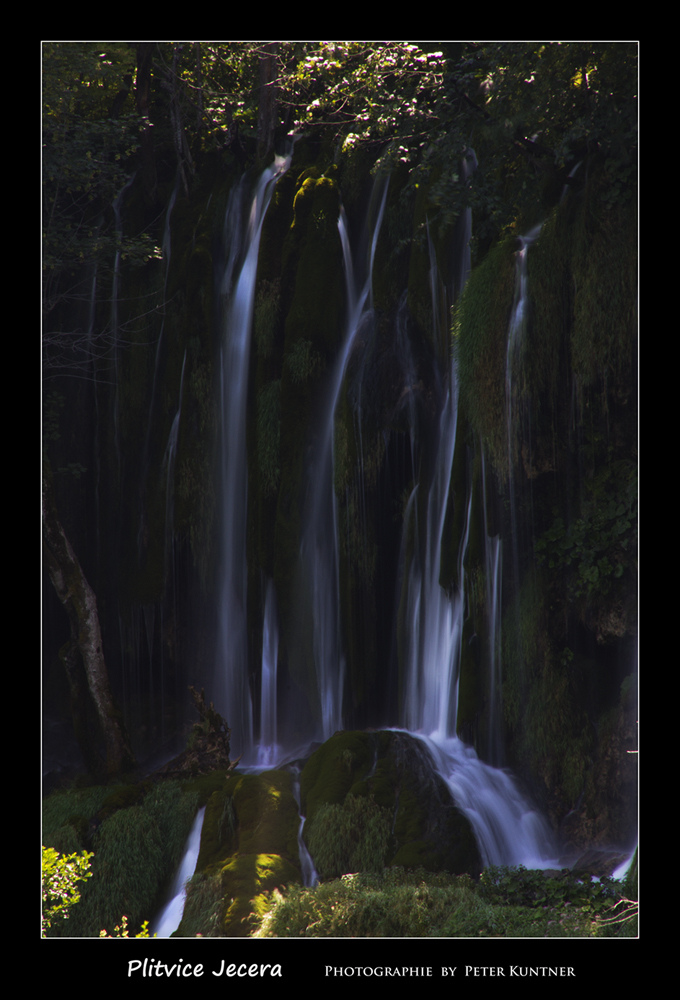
[290,766,320,888]
[505,222,543,613]
[402,217,466,738]
[257,579,280,767]
[162,171,180,292]
[417,736,555,867]
[299,177,389,740]
[397,157,557,867]
[215,153,292,758]
[162,349,187,580]
[481,448,503,766]
[151,806,206,937]
[42,49,637,919]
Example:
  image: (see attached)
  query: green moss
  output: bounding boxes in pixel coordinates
[502,576,595,817]
[180,768,235,805]
[256,379,281,497]
[98,782,150,820]
[253,865,625,938]
[570,187,636,392]
[305,794,392,879]
[173,768,304,937]
[175,870,225,937]
[253,278,281,360]
[197,788,237,872]
[300,731,374,821]
[197,769,300,875]
[282,174,343,357]
[455,236,516,480]
[535,458,637,633]
[286,339,322,384]
[388,841,437,870]
[231,772,299,859]
[45,781,200,937]
[301,731,480,877]
[42,786,111,849]
[177,851,303,938]
[218,853,302,936]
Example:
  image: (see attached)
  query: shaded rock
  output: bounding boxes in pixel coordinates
[301,730,481,876]
[556,848,631,878]
[559,704,638,851]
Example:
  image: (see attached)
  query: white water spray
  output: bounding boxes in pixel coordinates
[417,735,556,867]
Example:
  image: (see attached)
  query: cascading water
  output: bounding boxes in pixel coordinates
[151,806,206,937]
[417,735,554,867]
[481,448,503,766]
[299,178,389,740]
[257,579,280,767]
[402,208,468,738]
[290,766,319,888]
[398,158,557,868]
[215,153,292,758]
[505,222,543,614]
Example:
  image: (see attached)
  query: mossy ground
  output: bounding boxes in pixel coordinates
[251,866,636,938]
[43,758,637,939]
[42,779,201,937]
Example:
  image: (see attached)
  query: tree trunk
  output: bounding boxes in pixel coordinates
[42,459,136,777]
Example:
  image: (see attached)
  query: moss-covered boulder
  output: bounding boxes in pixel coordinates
[179,768,303,936]
[219,853,302,936]
[301,730,481,877]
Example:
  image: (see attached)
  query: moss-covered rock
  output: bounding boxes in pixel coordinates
[305,793,391,879]
[219,853,302,936]
[301,730,480,876]
[455,235,516,480]
[196,769,300,872]
[177,768,303,936]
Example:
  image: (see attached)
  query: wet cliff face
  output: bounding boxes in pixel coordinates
[44,126,636,850]
[452,177,637,841]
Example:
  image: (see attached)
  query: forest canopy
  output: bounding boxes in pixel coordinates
[42,42,638,289]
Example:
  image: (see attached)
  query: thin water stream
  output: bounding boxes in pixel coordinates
[151,806,206,937]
